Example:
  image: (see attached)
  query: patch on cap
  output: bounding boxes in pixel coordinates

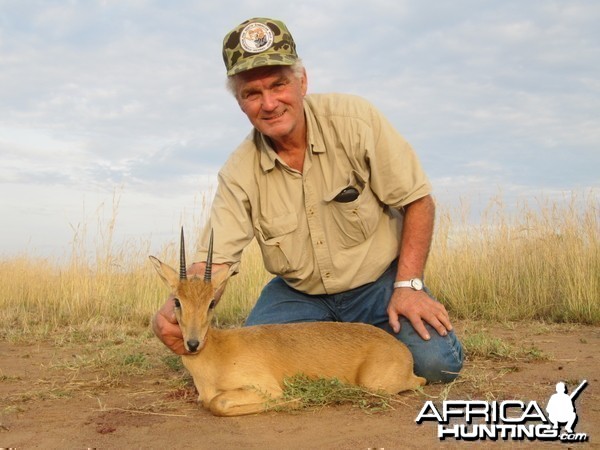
[222,17,299,76]
[240,22,274,53]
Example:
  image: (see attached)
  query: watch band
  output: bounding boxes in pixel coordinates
[393,278,424,291]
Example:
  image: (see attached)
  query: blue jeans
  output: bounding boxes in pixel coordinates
[245,261,464,383]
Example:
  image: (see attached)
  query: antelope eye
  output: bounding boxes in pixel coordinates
[208,299,216,310]
[173,298,181,308]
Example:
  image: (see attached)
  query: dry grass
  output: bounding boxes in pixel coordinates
[0,191,597,344]
[428,191,599,324]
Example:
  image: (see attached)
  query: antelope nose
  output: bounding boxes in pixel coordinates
[187,339,200,352]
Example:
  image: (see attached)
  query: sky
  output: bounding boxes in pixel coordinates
[1,0,598,259]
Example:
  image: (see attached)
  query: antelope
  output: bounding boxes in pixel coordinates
[149,229,426,416]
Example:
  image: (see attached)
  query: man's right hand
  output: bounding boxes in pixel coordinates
[151,296,188,355]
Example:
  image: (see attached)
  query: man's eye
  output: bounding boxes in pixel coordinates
[243,91,259,101]
[173,298,181,308]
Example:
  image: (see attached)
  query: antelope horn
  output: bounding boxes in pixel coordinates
[204,229,214,282]
[179,227,187,280]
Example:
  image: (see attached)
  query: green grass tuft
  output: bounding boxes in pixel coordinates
[272,374,399,413]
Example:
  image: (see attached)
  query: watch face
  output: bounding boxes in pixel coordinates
[411,278,424,290]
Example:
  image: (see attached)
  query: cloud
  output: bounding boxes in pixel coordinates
[0,0,598,256]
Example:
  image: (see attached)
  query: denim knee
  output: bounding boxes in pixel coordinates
[413,336,464,383]
[395,319,464,383]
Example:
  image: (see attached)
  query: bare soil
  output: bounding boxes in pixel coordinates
[1,321,598,449]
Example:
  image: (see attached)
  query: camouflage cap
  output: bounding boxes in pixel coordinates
[222,18,298,76]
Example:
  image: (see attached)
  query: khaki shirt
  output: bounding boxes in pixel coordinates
[197,93,431,295]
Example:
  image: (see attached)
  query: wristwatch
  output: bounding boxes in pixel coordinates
[393,278,424,291]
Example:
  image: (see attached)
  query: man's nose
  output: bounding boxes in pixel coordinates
[261,91,278,111]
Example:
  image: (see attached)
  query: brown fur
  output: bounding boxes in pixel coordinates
[150,256,426,416]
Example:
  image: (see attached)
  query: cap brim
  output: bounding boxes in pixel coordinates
[227,54,297,77]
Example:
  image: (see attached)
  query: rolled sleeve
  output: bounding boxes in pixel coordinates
[195,170,254,267]
[365,103,431,209]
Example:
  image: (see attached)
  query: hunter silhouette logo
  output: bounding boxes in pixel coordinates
[416,380,589,443]
[546,380,587,434]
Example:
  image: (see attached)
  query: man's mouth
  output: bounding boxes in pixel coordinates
[263,110,285,121]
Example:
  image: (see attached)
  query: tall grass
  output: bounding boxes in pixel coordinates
[427,192,599,324]
[0,191,597,340]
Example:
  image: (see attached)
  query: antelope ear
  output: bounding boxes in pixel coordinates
[149,256,180,290]
[211,264,236,305]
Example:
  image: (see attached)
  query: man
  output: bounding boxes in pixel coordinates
[153,17,463,383]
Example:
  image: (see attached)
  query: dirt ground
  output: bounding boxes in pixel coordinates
[1,321,598,449]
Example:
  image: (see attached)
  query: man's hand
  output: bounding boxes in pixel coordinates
[152,296,188,355]
[389,195,451,340]
[387,288,453,340]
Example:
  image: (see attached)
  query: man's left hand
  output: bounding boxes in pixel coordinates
[387,288,453,340]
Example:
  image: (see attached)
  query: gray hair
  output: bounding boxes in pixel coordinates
[225,59,305,98]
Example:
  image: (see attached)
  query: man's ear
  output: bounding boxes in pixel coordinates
[300,67,308,96]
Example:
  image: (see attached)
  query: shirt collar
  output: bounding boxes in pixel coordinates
[256,97,325,173]
[305,97,325,155]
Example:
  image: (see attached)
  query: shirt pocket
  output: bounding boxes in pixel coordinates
[324,171,381,248]
[254,212,299,275]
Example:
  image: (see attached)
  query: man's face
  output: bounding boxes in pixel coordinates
[234,65,307,145]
